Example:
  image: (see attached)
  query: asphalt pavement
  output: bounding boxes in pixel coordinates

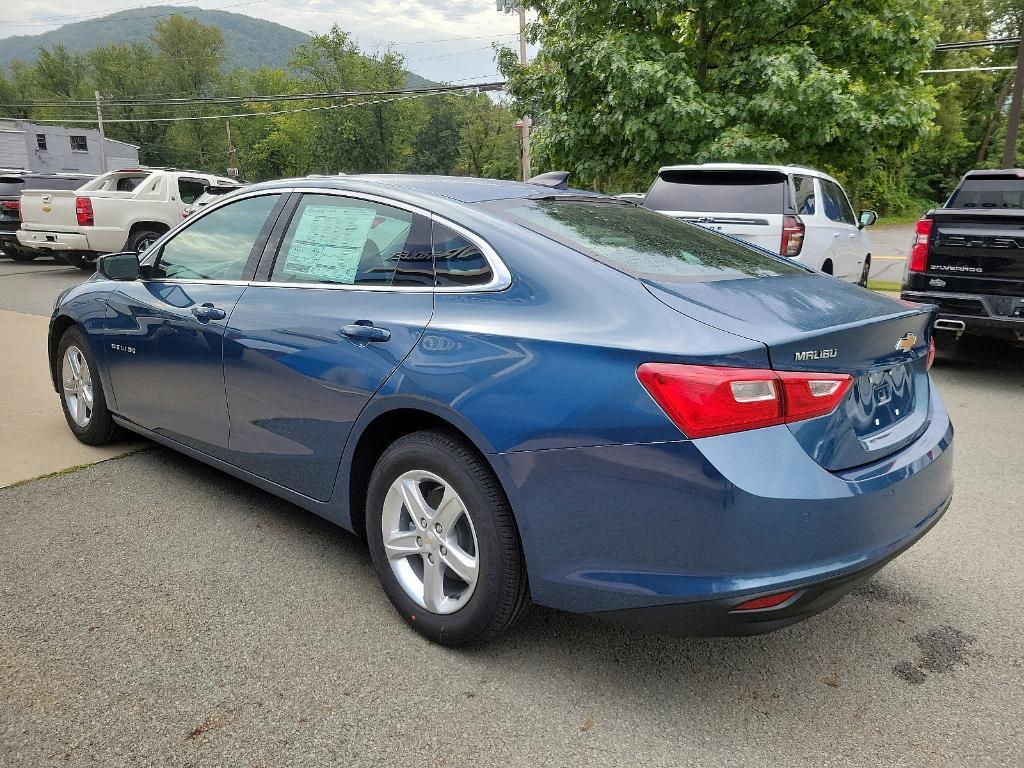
[1,252,1021,767]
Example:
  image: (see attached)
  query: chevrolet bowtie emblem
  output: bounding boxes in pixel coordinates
[895,333,917,353]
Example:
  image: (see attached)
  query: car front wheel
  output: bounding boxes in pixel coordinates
[366,430,530,645]
[57,327,122,445]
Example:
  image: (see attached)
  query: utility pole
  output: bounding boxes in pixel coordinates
[498,1,531,181]
[94,90,108,174]
[226,120,239,178]
[1002,24,1024,168]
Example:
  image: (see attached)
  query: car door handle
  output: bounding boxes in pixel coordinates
[341,322,391,343]
[191,303,226,321]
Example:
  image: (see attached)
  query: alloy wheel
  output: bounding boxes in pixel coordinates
[381,469,480,615]
[62,345,94,428]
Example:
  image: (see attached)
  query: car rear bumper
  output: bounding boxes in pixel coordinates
[497,384,954,630]
[17,229,90,252]
[592,495,949,636]
[902,289,1024,341]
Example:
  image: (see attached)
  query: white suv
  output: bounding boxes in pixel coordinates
[643,163,877,285]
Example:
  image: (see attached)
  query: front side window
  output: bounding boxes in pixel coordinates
[152,194,279,280]
[496,198,803,280]
[270,194,424,286]
[70,135,88,152]
[821,180,857,226]
[433,223,493,287]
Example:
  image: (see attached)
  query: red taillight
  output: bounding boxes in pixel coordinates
[781,214,805,257]
[909,217,932,272]
[732,590,799,612]
[637,363,854,439]
[0,200,19,223]
[927,336,936,370]
[75,196,94,227]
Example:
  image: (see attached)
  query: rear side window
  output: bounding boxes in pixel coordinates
[500,199,803,280]
[793,175,816,215]
[432,223,493,287]
[949,178,1024,209]
[177,178,207,205]
[270,194,425,286]
[645,170,788,214]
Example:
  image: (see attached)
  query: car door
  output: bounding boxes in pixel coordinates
[818,178,865,281]
[222,191,435,501]
[101,192,287,458]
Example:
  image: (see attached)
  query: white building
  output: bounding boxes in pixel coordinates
[0,119,139,174]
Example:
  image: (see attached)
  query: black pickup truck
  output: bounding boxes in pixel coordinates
[902,169,1024,345]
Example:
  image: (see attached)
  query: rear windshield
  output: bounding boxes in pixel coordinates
[948,178,1024,209]
[645,170,789,214]
[0,178,25,197]
[23,176,91,191]
[492,198,803,280]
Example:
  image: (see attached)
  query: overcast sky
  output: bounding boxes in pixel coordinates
[2,1,528,83]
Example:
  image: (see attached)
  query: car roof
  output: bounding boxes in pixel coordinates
[656,162,833,180]
[962,169,1024,179]
[247,174,599,206]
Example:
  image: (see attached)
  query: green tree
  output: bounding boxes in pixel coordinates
[151,15,227,169]
[500,1,941,212]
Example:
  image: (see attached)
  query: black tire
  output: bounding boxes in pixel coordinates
[821,259,834,276]
[56,326,123,445]
[64,252,96,271]
[6,247,37,262]
[126,227,164,255]
[858,254,871,287]
[366,429,530,646]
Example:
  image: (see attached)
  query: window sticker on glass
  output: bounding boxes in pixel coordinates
[281,205,376,283]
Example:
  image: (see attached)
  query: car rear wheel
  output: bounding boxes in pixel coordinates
[57,327,122,445]
[127,228,163,255]
[6,247,37,262]
[366,429,530,645]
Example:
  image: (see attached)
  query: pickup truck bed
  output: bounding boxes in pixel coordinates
[901,170,1024,345]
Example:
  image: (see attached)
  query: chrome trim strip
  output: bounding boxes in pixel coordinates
[139,184,513,294]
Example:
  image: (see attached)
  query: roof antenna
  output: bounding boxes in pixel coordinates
[528,171,570,189]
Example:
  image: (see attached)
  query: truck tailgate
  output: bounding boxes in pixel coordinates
[19,190,80,232]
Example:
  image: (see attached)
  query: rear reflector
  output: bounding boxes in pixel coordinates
[731,590,799,612]
[637,364,853,439]
[781,214,805,257]
[909,217,932,272]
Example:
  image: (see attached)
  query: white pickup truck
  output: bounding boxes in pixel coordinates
[17,168,238,270]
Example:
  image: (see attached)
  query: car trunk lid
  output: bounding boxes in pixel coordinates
[645,273,936,471]
[18,189,81,233]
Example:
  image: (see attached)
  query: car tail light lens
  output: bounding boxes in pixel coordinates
[909,217,932,272]
[731,590,799,612]
[775,371,854,422]
[0,200,19,213]
[927,336,936,370]
[638,364,854,439]
[75,196,94,227]
[781,214,804,257]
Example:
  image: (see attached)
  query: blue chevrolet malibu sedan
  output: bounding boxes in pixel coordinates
[49,175,953,645]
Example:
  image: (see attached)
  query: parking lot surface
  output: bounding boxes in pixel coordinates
[1,257,1021,767]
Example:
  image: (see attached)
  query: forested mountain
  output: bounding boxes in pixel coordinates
[0,6,433,87]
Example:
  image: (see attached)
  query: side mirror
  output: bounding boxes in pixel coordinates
[97,251,141,281]
[859,210,878,228]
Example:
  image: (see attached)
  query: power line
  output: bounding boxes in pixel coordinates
[24,88,491,124]
[922,66,1016,74]
[934,37,1021,52]
[0,81,506,110]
